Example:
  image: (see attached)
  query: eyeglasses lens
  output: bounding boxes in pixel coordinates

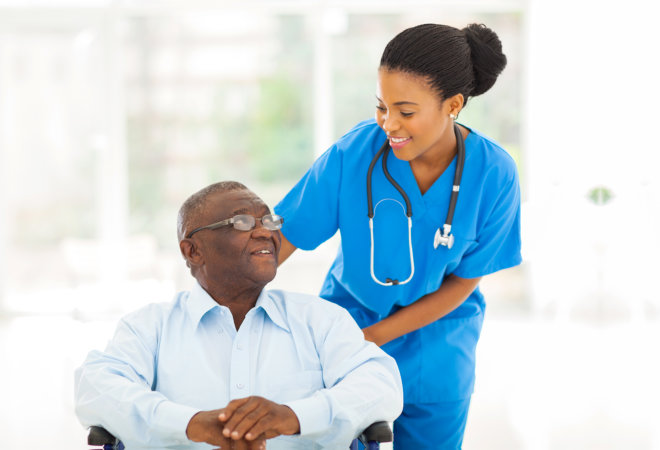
[232,215,256,231]
[262,214,283,230]
[230,214,283,231]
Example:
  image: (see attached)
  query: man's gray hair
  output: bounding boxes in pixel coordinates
[177,181,248,241]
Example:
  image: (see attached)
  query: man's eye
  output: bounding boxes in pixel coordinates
[376,106,386,112]
[401,112,414,117]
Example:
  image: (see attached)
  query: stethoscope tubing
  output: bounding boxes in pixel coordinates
[369,215,415,286]
[445,124,466,227]
[366,123,465,286]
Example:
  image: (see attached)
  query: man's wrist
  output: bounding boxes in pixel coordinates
[285,392,331,436]
[185,410,206,442]
[279,404,301,435]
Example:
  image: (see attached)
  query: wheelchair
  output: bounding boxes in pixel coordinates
[88,420,392,449]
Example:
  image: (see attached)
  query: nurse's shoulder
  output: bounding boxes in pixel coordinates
[333,118,386,156]
[465,126,519,182]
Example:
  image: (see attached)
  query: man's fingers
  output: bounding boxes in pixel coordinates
[222,397,262,438]
[250,439,267,450]
[230,406,270,440]
[217,397,299,442]
[232,439,248,450]
[243,414,279,441]
[218,397,251,422]
[211,438,264,450]
[231,438,266,450]
[244,405,299,441]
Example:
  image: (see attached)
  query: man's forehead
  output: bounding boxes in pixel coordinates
[207,189,268,213]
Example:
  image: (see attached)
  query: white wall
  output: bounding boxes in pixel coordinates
[525,0,660,317]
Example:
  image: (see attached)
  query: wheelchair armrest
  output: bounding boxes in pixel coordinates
[88,426,118,445]
[358,421,393,444]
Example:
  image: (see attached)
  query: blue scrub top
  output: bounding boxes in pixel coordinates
[275,119,522,403]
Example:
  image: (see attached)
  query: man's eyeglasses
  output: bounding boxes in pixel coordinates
[186,214,284,238]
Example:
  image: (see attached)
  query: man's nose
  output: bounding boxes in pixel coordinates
[250,221,273,238]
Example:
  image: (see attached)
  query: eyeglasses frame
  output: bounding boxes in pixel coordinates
[186,214,283,238]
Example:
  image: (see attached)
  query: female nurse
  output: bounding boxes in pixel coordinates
[275,23,521,449]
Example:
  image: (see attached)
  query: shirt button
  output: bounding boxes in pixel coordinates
[237,344,243,350]
[236,383,245,389]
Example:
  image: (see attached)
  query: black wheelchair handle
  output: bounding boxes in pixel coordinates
[359,420,393,444]
[88,426,119,446]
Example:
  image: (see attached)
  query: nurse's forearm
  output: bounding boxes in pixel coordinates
[277,234,297,265]
[362,274,482,346]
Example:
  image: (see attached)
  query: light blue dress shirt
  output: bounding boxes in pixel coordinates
[74,282,403,449]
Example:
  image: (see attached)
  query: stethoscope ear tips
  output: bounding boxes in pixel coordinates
[433,228,455,249]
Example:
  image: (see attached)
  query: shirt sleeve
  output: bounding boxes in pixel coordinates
[453,164,522,278]
[274,144,343,250]
[74,306,199,447]
[284,304,403,446]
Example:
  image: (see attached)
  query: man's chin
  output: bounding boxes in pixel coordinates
[252,266,277,286]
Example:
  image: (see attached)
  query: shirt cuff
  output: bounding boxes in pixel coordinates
[153,400,200,444]
[285,392,331,436]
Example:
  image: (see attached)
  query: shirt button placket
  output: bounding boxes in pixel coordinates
[230,323,251,399]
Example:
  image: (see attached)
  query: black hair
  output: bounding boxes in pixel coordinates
[379,23,507,106]
[177,181,248,241]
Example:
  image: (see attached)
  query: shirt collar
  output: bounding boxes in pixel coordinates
[254,289,290,332]
[187,281,290,332]
[187,281,222,327]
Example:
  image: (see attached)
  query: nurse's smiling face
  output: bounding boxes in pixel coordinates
[375,69,461,165]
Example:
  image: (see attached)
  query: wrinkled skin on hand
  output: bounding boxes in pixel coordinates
[186,396,300,449]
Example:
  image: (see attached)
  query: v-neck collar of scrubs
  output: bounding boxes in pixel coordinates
[386,129,475,218]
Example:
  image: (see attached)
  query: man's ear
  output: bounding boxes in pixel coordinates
[179,238,203,267]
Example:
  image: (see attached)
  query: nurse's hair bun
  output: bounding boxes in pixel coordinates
[379,22,507,106]
[462,23,507,97]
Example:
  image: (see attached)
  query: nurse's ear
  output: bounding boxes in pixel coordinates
[444,93,465,118]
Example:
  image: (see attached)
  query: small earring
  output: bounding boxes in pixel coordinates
[449,113,456,120]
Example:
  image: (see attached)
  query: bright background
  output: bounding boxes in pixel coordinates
[1,1,659,449]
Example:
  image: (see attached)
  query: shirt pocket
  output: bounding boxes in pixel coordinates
[261,370,324,403]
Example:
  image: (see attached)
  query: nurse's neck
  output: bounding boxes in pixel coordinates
[411,125,469,195]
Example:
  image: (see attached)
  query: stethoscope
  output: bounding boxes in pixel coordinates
[366,123,466,286]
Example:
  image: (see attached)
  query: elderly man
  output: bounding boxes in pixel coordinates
[74,181,403,449]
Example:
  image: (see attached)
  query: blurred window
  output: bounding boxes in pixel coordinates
[0,3,524,314]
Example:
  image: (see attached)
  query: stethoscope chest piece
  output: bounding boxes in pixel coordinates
[433,227,454,249]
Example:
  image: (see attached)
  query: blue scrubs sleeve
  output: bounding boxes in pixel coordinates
[453,166,522,278]
[275,145,342,250]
